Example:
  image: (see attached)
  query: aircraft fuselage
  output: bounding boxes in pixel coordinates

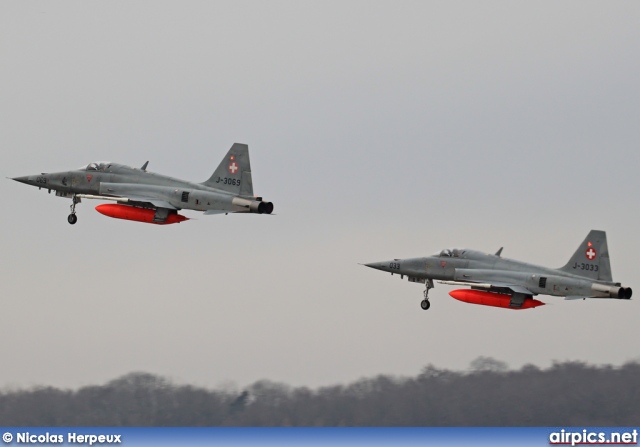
[365,231,631,311]
[12,143,274,224]
[366,251,621,299]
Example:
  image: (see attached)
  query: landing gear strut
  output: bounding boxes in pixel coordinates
[420,279,434,310]
[68,194,80,225]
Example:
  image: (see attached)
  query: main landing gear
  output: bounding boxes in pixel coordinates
[420,279,434,310]
[68,194,80,225]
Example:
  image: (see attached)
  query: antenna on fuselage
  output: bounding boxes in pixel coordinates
[140,161,149,171]
[495,247,503,257]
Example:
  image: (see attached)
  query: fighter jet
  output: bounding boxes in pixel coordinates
[363,230,632,311]
[11,143,274,225]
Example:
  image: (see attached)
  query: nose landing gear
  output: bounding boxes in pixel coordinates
[420,279,434,310]
[68,195,80,225]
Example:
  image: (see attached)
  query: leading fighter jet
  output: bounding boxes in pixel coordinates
[11,143,274,225]
[364,230,632,311]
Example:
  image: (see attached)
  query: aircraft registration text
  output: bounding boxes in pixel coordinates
[572,262,599,272]
[215,177,241,186]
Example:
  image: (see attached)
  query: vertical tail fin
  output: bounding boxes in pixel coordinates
[201,143,254,196]
[559,230,613,282]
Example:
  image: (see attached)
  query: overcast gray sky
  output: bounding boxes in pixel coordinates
[1,1,639,390]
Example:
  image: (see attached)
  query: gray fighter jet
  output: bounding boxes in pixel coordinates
[364,230,632,311]
[11,143,273,225]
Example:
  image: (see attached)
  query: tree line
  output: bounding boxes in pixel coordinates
[1,358,639,426]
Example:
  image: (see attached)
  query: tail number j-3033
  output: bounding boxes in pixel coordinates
[573,262,599,272]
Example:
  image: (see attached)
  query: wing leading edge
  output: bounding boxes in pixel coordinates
[439,280,534,296]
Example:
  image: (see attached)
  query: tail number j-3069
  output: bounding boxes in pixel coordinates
[215,177,241,186]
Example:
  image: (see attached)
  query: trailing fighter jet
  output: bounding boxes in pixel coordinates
[11,143,274,225]
[363,230,632,311]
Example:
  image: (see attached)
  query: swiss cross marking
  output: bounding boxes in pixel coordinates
[86,175,93,182]
[228,162,239,174]
[585,248,596,260]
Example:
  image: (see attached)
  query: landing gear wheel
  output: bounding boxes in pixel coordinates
[420,299,430,310]
[68,194,80,225]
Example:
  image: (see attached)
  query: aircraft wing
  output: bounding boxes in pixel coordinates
[120,196,176,210]
[444,268,537,296]
[78,193,176,210]
[487,283,533,295]
[439,280,534,296]
[98,183,178,209]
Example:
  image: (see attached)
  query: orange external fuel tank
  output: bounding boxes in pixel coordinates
[449,289,545,310]
[95,204,188,225]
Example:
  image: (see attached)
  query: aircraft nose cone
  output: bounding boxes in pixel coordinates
[12,175,32,185]
[363,261,387,271]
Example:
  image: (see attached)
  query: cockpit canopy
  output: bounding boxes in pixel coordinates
[433,248,466,258]
[80,162,112,172]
